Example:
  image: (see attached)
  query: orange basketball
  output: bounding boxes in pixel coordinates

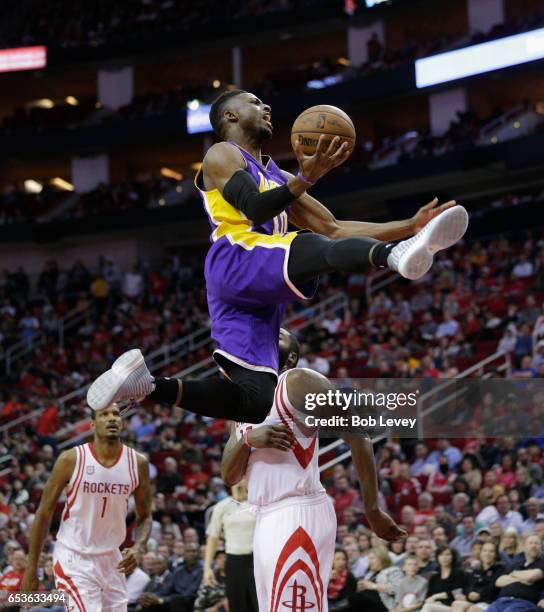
[291,105,356,157]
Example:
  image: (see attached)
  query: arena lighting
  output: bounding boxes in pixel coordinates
[416,26,544,88]
[307,74,343,89]
[191,162,203,171]
[30,98,54,109]
[24,180,43,194]
[187,103,213,134]
[0,45,46,73]
[365,0,390,6]
[50,177,74,191]
[212,80,221,88]
[160,167,183,181]
[65,96,79,106]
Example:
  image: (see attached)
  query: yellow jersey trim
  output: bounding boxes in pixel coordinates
[196,166,295,249]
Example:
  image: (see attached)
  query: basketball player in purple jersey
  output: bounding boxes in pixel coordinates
[87,90,469,424]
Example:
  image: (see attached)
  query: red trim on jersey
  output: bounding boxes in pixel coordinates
[277,375,311,431]
[88,441,123,468]
[66,446,83,498]
[56,580,82,612]
[63,446,85,521]
[276,378,317,469]
[270,526,323,612]
[128,447,137,492]
[132,448,140,489]
[127,447,134,491]
[54,561,86,612]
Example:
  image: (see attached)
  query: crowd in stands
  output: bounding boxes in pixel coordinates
[0,249,208,387]
[0,215,543,608]
[3,199,544,409]
[1,8,543,141]
[0,0,336,50]
[2,101,543,230]
[58,175,188,221]
[1,98,97,133]
[1,0,542,60]
[0,185,69,227]
[0,175,187,226]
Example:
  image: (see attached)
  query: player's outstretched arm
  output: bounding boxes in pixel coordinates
[117,452,152,575]
[342,433,407,542]
[284,169,456,241]
[21,450,76,592]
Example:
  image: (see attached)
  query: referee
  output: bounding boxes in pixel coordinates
[204,481,258,612]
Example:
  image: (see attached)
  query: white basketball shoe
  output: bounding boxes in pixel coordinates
[86,349,154,411]
[388,205,469,280]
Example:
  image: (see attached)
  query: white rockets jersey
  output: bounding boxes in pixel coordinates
[236,369,324,506]
[56,442,139,555]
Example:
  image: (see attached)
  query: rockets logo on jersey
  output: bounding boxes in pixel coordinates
[282,582,315,610]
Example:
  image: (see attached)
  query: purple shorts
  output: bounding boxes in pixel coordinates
[205,234,316,375]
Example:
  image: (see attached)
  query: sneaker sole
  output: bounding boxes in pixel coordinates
[398,206,469,280]
[87,349,145,411]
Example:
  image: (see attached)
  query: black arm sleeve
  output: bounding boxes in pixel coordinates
[222,169,295,225]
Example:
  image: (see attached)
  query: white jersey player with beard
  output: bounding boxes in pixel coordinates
[235,369,336,612]
[222,330,405,612]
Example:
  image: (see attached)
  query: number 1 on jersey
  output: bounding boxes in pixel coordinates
[100,496,107,518]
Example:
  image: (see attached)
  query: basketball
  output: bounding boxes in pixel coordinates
[291,105,356,156]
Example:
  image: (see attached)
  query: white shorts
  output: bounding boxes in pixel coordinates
[53,541,128,612]
[253,492,337,612]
